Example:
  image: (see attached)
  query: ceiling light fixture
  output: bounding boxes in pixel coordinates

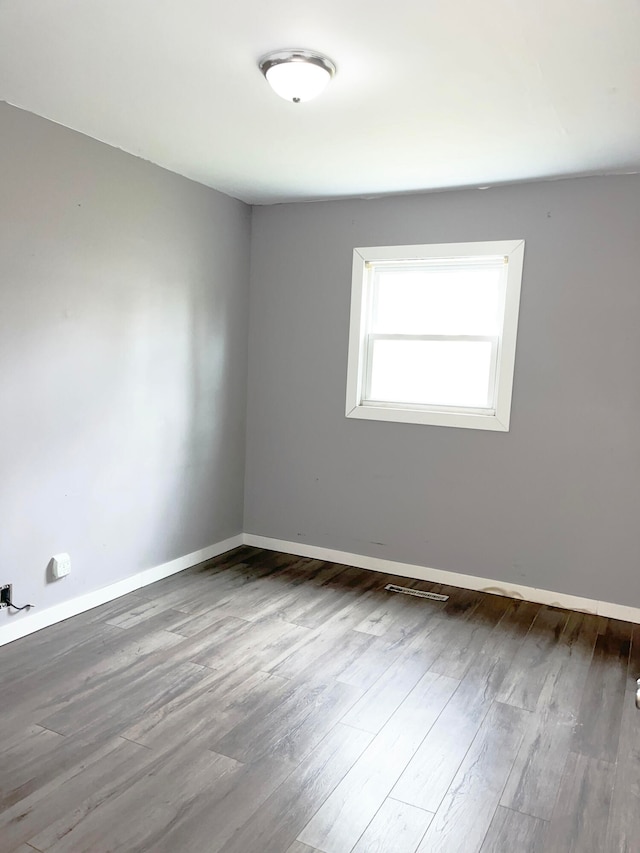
[258,49,336,103]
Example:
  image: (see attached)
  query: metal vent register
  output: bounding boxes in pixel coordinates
[385,583,449,602]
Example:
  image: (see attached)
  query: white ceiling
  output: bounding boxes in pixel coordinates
[1,0,639,204]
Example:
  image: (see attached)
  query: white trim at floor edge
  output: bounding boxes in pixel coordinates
[242,533,640,626]
[0,533,244,647]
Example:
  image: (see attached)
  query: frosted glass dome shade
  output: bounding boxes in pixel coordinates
[259,50,336,103]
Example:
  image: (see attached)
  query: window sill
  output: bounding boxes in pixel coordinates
[345,403,510,431]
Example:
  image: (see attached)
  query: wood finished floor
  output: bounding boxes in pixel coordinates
[1,546,638,853]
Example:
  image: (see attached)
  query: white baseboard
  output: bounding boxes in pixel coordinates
[0,533,243,648]
[3,529,638,648]
[243,533,640,625]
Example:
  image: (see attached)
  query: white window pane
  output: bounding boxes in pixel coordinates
[368,339,494,409]
[372,266,503,336]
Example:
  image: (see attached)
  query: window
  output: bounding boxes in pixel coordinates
[345,240,525,431]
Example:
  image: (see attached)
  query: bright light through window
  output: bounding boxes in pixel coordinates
[369,339,495,408]
[346,241,525,431]
[373,264,502,336]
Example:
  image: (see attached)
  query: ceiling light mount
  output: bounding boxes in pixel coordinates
[259,49,336,103]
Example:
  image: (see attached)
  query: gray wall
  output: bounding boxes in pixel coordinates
[3,100,638,620]
[0,103,251,620]
[245,176,640,607]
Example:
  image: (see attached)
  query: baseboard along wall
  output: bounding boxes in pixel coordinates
[244,533,640,626]
[2,530,638,648]
[0,534,243,648]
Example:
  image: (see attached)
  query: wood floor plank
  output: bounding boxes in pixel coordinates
[264,560,348,623]
[605,682,640,852]
[0,547,636,853]
[479,806,548,853]
[534,611,601,713]
[263,602,372,678]
[352,582,445,642]
[147,754,299,853]
[428,593,512,680]
[570,618,631,763]
[280,583,361,631]
[136,559,257,615]
[212,676,363,765]
[467,599,540,664]
[546,752,615,853]
[416,701,527,853]
[500,611,600,819]
[1,622,184,728]
[217,723,372,853]
[121,667,289,748]
[282,566,390,631]
[31,744,243,853]
[353,601,410,638]
[0,737,151,851]
[164,607,249,638]
[336,634,411,692]
[36,659,211,741]
[494,606,570,711]
[340,617,461,733]
[276,625,376,686]
[391,599,537,812]
[0,725,67,810]
[238,557,346,628]
[195,557,323,624]
[5,625,176,700]
[59,590,154,627]
[343,621,444,733]
[338,580,450,698]
[390,668,495,812]
[145,551,290,616]
[0,592,151,682]
[105,596,180,628]
[351,799,434,853]
[297,671,458,853]
[438,587,484,619]
[164,614,254,665]
[189,614,310,672]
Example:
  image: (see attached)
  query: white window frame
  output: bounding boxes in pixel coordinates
[345,240,525,431]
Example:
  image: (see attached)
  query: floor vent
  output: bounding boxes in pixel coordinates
[385,583,449,602]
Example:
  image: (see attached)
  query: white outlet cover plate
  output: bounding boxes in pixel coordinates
[51,553,71,579]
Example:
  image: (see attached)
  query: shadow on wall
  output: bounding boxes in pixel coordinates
[153,263,245,564]
[0,260,242,597]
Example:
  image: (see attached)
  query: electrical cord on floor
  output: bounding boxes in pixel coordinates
[6,599,33,611]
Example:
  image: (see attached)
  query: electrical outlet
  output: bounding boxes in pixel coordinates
[0,584,12,609]
[51,553,71,579]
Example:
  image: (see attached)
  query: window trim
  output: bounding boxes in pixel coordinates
[345,240,525,431]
